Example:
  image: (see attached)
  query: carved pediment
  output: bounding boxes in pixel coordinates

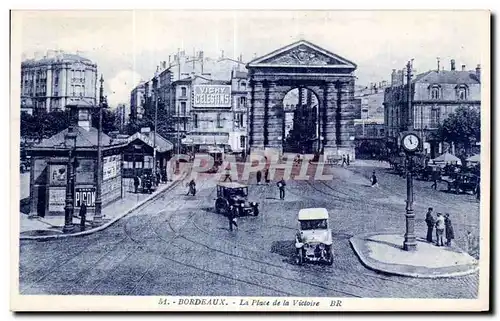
[248,40,356,69]
[262,45,336,66]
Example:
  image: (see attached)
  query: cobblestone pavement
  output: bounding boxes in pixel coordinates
[18,162,480,298]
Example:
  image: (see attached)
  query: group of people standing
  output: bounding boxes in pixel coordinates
[341,154,350,167]
[425,207,455,246]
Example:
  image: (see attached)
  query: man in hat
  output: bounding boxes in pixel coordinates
[424,207,435,243]
[435,213,445,246]
[444,213,455,246]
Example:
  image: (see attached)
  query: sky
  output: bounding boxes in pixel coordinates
[13,10,488,107]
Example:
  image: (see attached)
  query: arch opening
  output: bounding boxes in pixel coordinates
[281,87,320,154]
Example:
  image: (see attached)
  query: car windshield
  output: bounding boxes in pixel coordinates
[227,187,247,198]
[300,219,328,230]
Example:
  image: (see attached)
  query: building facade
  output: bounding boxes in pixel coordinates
[130,81,145,120]
[384,60,481,158]
[21,50,98,114]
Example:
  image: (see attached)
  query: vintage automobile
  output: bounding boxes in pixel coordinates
[417,165,442,181]
[215,182,259,216]
[295,208,334,265]
[446,173,479,194]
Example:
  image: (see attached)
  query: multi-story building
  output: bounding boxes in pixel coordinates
[130,81,145,120]
[353,82,388,149]
[114,103,127,132]
[229,70,249,155]
[21,50,98,114]
[384,60,481,158]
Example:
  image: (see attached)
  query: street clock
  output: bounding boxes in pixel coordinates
[401,132,421,153]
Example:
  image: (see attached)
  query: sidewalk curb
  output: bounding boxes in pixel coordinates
[350,232,479,278]
[20,175,186,241]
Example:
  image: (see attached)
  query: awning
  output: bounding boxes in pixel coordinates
[432,152,462,165]
[466,154,480,163]
[185,135,229,145]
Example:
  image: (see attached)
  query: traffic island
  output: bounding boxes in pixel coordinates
[350,232,479,278]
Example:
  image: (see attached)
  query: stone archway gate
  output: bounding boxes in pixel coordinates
[246,40,358,160]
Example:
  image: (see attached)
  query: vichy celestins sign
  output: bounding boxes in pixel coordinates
[193,85,232,108]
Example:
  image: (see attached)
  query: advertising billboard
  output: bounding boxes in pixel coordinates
[193,85,231,108]
[75,187,96,207]
[103,155,121,181]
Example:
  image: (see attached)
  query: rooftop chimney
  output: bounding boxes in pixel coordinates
[475,64,481,80]
[450,59,456,71]
[437,57,441,72]
[461,64,466,71]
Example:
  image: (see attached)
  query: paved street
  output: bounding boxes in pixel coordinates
[19,162,480,298]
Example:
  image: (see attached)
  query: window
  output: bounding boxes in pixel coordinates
[241,81,246,90]
[430,108,440,128]
[236,113,244,127]
[180,102,186,115]
[240,135,246,148]
[457,86,468,100]
[430,86,441,100]
[181,87,187,97]
[216,113,222,128]
[239,96,246,108]
[193,113,198,128]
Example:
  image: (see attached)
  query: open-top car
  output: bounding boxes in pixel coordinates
[446,173,479,194]
[215,182,259,217]
[295,208,333,265]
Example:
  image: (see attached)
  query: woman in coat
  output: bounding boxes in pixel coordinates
[444,213,455,246]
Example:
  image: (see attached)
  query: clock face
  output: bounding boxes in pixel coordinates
[403,134,419,151]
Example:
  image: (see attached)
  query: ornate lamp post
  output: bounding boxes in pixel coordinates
[63,126,77,233]
[93,74,104,227]
[401,131,421,251]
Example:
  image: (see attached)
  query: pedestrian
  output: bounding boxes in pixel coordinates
[431,170,439,190]
[435,213,445,246]
[277,178,286,200]
[79,202,87,231]
[341,155,347,167]
[264,168,270,184]
[424,207,435,243]
[444,213,455,246]
[227,205,238,231]
[187,179,196,196]
[347,154,350,166]
[371,171,379,187]
[256,170,262,185]
[476,180,480,201]
[133,175,140,194]
[145,175,152,194]
[161,168,167,183]
[223,166,232,182]
[155,170,161,186]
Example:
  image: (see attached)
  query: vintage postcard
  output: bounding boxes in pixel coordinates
[10,10,490,312]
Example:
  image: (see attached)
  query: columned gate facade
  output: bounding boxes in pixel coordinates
[246,40,358,159]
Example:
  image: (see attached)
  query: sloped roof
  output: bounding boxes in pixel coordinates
[22,53,94,67]
[34,126,113,149]
[413,70,480,84]
[127,132,173,152]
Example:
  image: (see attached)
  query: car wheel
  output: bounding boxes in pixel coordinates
[326,247,334,265]
[296,249,304,266]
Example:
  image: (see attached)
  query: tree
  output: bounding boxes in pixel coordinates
[91,108,119,134]
[20,110,69,143]
[438,106,480,157]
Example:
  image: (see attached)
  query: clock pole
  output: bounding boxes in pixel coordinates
[403,152,417,251]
